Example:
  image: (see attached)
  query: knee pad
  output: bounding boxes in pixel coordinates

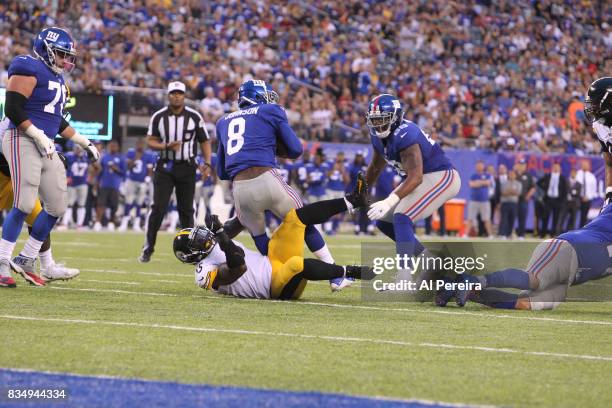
[286,256,304,274]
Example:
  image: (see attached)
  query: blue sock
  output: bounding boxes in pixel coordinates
[30,210,59,241]
[376,220,395,241]
[124,203,133,217]
[477,289,520,309]
[2,208,27,242]
[252,233,270,256]
[304,224,325,252]
[393,213,418,258]
[485,268,530,290]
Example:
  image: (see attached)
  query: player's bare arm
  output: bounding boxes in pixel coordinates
[365,149,386,186]
[394,144,423,199]
[211,262,248,288]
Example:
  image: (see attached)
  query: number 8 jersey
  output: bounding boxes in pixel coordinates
[7,55,67,139]
[215,103,301,180]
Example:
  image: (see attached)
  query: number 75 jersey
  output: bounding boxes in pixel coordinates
[215,103,299,180]
[7,55,67,140]
[370,119,453,176]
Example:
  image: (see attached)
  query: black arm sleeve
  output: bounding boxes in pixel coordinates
[58,117,70,134]
[216,231,245,269]
[4,91,29,126]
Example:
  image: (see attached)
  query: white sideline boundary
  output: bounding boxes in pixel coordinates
[1,314,610,362]
[45,286,612,326]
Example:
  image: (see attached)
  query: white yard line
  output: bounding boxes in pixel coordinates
[45,286,612,326]
[1,314,610,362]
[57,279,140,286]
[82,268,190,278]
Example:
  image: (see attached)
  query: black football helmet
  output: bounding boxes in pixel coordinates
[585,77,612,125]
[173,227,217,264]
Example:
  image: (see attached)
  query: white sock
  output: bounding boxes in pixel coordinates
[0,238,16,261]
[62,208,72,226]
[343,197,354,213]
[313,245,334,264]
[21,237,44,259]
[39,248,54,269]
[76,207,86,226]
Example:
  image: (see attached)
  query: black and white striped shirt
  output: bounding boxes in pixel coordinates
[147,106,209,161]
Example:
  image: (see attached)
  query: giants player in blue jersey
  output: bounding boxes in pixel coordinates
[216,80,341,289]
[119,139,155,231]
[94,141,126,231]
[447,77,612,310]
[194,153,217,220]
[364,94,461,279]
[61,145,90,229]
[324,152,349,235]
[0,27,100,286]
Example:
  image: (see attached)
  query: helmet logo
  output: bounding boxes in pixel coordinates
[46,31,60,42]
[392,100,401,109]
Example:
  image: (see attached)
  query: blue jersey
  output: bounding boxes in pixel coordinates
[326,161,347,192]
[295,158,310,186]
[470,173,490,202]
[215,104,302,180]
[99,153,127,189]
[65,152,89,186]
[375,166,400,199]
[306,162,328,197]
[7,55,67,139]
[126,149,155,182]
[559,205,612,285]
[370,120,452,177]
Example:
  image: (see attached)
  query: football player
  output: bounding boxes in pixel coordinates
[447,77,612,310]
[173,174,373,300]
[61,144,90,229]
[0,27,99,286]
[215,80,345,291]
[119,138,155,232]
[364,94,460,278]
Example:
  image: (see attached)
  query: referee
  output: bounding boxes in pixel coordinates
[139,81,212,262]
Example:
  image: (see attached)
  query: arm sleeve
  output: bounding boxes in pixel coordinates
[195,113,209,142]
[215,135,230,180]
[147,113,161,138]
[4,91,29,126]
[58,117,70,134]
[268,105,303,159]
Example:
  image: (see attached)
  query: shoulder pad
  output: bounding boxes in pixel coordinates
[8,55,40,78]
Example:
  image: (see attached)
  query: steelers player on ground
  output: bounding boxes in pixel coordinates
[173,174,375,299]
[0,119,79,287]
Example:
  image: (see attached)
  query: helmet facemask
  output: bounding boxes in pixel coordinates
[174,227,217,264]
[367,110,397,138]
[38,40,76,74]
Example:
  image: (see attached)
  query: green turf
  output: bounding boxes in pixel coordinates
[1,231,610,407]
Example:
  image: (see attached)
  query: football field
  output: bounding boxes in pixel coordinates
[1,231,611,407]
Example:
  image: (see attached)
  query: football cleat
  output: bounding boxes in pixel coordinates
[455,274,480,307]
[41,263,80,282]
[10,255,45,286]
[0,259,16,288]
[434,278,455,307]
[330,277,354,292]
[345,172,369,210]
[138,247,153,263]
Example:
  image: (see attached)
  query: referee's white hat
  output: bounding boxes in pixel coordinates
[167,81,186,94]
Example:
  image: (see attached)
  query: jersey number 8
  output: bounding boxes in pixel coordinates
[227,117,245,156]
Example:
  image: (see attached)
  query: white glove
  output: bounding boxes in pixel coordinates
[367,193,400,220]
[25,124,55,157]
[70,132,100,163]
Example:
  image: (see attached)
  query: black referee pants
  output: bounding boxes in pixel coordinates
[144,161,196,252]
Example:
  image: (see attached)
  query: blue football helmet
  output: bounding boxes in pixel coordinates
[238,79,279,108]
[33,27,77,74]
[366,94,404,138]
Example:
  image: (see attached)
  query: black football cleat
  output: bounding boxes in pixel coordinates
[138,248,153,263]
[455,274,480,307]
[434,278,455,307]
[345,172,369,209]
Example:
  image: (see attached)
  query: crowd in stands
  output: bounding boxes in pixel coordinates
[1,0,611,151]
